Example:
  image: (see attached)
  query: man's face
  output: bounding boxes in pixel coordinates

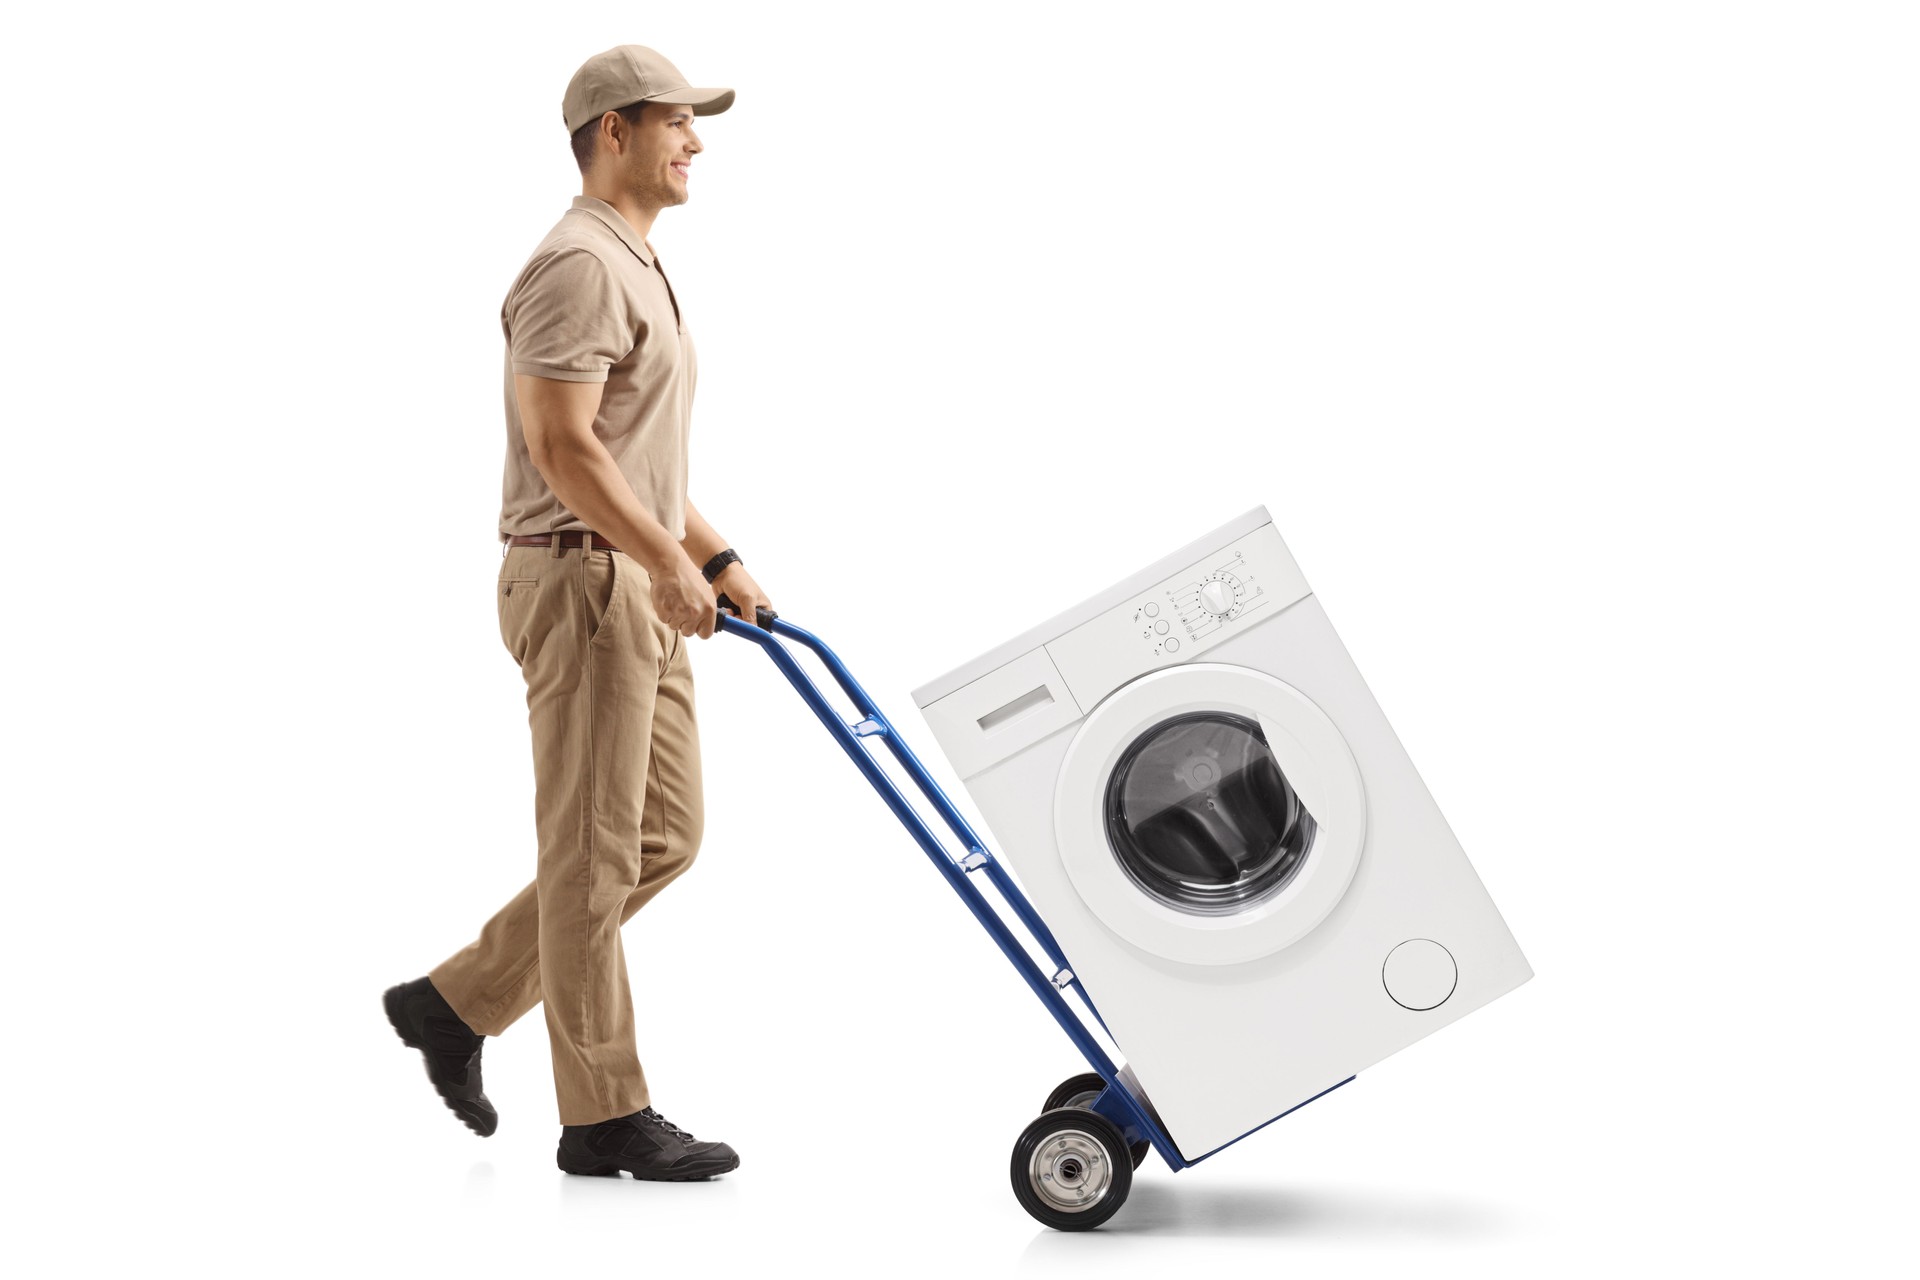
[612,100,703,210]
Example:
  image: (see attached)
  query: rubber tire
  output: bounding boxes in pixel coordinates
[1044,1073,1154,1171]
[1043,1072,1107,1113]
[1010,1107,1133,1232]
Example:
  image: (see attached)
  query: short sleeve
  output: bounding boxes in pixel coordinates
[504,248,636,383]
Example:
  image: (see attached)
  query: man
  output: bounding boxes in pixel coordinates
[383,44,773,1182]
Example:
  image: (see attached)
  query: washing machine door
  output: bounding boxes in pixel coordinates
[1053,663,1366,966]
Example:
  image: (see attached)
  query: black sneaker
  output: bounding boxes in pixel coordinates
[383,976,497,1137]
[557,1107,740,1180]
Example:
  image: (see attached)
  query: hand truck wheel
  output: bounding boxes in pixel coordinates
[1044,1072,1153,1171]
[1010,1107,1133,1231]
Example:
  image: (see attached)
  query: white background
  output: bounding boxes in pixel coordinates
[4,1,1916,1275]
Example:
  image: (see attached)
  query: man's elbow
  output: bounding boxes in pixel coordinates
[525,430,558,474]
[523,423,581,477]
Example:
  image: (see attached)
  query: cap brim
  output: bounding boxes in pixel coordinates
[644,86,735,116]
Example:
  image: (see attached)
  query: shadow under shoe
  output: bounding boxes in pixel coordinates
[383,976,498,1137]
[557,1107,740,1181]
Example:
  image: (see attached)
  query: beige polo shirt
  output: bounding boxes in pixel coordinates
[498,195,697,541]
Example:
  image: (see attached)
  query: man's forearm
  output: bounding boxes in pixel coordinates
[530,434,686,576]
[678,499,729,571]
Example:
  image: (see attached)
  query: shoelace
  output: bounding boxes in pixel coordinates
[640,1107,697,1142]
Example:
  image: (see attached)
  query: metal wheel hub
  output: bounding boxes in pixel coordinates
[1029,1128,1112,1212]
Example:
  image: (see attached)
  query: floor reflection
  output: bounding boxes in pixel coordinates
[463,1161,495,1205]
[555,1169,743,1214]
[1021,1179,1516,1252]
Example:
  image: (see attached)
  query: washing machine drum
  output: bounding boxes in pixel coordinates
[1055,664,1367,966]
[1105,711,1318,916]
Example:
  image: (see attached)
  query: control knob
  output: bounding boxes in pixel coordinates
[1199,578,1236,616]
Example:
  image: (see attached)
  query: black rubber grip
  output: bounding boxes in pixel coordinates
[717,592,778,631]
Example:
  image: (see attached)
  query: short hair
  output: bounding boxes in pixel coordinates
[569,100,650,174]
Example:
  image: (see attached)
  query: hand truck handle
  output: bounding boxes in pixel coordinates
[716,592,778,631]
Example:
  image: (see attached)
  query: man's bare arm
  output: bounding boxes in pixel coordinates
[678,499,728,569]
[681,497,777,627]
[515,373,717,637]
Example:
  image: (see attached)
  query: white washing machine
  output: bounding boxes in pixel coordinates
[911,506,1532,1161]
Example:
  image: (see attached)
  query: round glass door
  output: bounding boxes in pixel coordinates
[1104,712,1317,916]
[1053,663,1366,966]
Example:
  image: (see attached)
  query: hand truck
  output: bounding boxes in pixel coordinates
[714,598,1349,1230]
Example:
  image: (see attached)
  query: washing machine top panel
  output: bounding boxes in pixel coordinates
[915,512,1314,781]
[910,505,1303,712]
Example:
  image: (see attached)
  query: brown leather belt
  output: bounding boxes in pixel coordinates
[505,532,622,553]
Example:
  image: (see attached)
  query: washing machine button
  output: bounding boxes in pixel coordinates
[1163,637,1179,653]
[1144,602,1160,618]
[1154,620,1169,635]
[1383,939,1457,1011]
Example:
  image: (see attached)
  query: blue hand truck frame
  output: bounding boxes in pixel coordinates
[716,602,1353,1210]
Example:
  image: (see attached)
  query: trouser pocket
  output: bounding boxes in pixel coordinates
[583,550,622,642]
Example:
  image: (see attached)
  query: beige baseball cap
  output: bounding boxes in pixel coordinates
[562,45,735,134]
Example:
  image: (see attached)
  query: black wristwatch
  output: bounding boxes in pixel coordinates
[701,548,742,583]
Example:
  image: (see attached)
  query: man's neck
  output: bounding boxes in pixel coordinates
[580,186,659,246]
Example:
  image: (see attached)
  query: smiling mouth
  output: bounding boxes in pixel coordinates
[670,163,690,179]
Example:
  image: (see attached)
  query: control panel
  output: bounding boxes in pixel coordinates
[1050,523,1311,710]
[1128,547,1272,660]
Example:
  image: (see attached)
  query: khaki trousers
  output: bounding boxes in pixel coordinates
[430,544,703,1126]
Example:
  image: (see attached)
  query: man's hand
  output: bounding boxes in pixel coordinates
[712,562,775,632]
[653,558,718,639]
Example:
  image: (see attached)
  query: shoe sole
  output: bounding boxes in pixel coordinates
[558,1155,741,1182]
[384,984,497,1138]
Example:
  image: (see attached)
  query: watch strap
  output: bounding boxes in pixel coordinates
[701,548,742,583]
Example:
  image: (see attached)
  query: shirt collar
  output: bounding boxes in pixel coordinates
[569,195,654,266]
